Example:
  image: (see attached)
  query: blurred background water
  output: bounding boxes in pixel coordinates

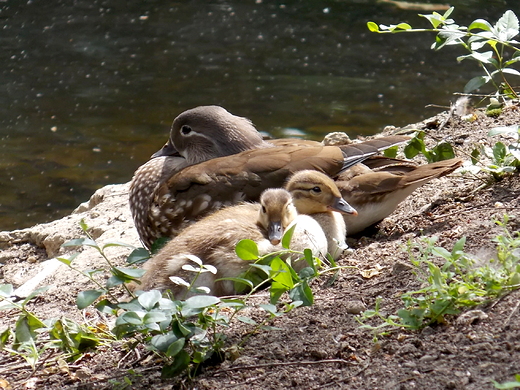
[0,0,515,230]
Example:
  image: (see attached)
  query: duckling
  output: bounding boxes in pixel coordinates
[286,170,356,260]
[130,107,406,248]
[138,188,330,297]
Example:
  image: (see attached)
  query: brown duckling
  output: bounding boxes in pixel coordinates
[285,170,354,260]
[138,188,332,297]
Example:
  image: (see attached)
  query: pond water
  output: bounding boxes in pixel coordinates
[0,0,515,230]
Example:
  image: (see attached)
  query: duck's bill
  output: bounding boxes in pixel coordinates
[329,197,358,216]
[151,141,181,158]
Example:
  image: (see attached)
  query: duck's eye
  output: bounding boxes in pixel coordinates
[181,125,192,135]
[311,186,321,194]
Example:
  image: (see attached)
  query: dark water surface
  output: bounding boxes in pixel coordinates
[0,0,515,230]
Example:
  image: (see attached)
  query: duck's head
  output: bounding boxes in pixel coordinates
[286,170,357,216]
[257,188,298,245]
[152,106,267,165]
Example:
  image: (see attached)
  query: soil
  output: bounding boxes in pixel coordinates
[1,103,520,390]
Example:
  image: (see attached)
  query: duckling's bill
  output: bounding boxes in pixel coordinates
[329,197,358,216]
[268,220,283,245]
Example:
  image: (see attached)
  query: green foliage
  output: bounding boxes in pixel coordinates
[467,124,520,179]
[0,284,108,369]
[358,215,520,335]
[494,374,520,389]
[2,219,347,381]
[368,8,520,100]
[394,130,456,163]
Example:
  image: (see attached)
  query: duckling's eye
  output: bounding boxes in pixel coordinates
[262,205,267,213]
[311,186,322,194]
[181,125,192,135]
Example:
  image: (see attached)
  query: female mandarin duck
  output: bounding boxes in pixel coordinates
[130,106,462,248]
[130,106,409,248]
[138,170,356,296]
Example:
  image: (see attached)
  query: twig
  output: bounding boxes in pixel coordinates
[437,102,456,133]
[314,357,372,389]
[432,206,520,221]
[505,298,520,326]
[213,358,355,374]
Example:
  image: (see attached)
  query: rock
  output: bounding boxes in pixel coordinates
[456,310,489,326]
[0,182,141,299]
[344,300,366,314]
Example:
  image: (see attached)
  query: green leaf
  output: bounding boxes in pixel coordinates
[14,313,44,348]
[270,258,294,289]
[249,263,272,276]
[398,308,424,329]
[289,281,314,306]
[55,253,80,266]
[493,142,508,163]
[468,19,492,32]
[161,350,190,378]
[404,132,426,159]
[126,248,150,264]
[0,328,11,349]
[500,68,520,77]
[259,303,279,316]
[184,295,220,309]
[106,275,125,289]
[282,224,296,249]
[383,145,398,158]
[114,267,146,279]
[237,316,258,325]
[471,148,481,165]
[62,238,98,248]
[102,242,136,250]
[165,337,185,357]
[493,10,519,41]
[430,142,455,162]
[492,378,520,389]
[77,289,105,309]
[458,51,493,64]
[367,21,379,32]
[117,311,143,325]
[464,75,490,93]
[432,247,452,260]
[394,22,411,30]
[489,125,520,140]
[143,311,168,324]
[138,290,162,310]
[235,239,259,260]
[269,283,287,305]
[0,284,13,298]
[95,299,118,314]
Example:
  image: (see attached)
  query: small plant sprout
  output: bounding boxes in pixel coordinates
[358,215,520,336]
[465,124,520,180]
